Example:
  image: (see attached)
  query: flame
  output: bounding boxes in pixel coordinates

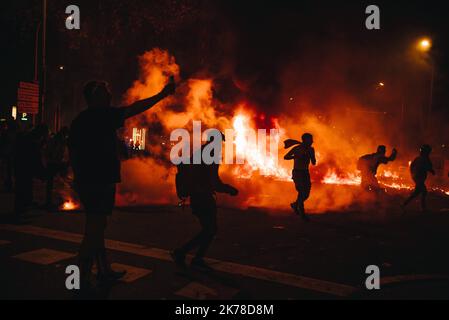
[62,199,79,211]
[116,48,449,212]
[322,170,361,186]
[232,113,290,181]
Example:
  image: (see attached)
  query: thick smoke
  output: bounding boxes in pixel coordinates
[115,47,446,213]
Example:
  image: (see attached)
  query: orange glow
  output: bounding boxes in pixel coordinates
[417,38,432,52]
[62,199,79,211]
[232,113,290,181]
[115,48,449,213]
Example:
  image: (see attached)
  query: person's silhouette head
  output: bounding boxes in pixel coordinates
[377,145,386,155]
[420,144,432,156]
[83,81,112,108]
[31,124,49,142]
[302,133,313,147]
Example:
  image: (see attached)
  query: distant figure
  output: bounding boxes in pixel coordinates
[45,127,69,210]
[0,119,18,192]
[402,144,435,212]
[171,133,238,271]
[69,78,175,290]
[357,145,397,192]
[284,133,316,221]
[14,125,48,221]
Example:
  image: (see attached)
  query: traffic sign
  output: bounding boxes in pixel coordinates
[17,82,39,114]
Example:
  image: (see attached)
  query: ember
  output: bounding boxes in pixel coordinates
[61,200,79,211]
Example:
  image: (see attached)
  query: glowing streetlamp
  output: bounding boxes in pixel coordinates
[415,37,434,128]
[417,38,432,52]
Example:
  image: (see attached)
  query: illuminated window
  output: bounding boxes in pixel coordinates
[11,106,17,120]
[132,128,146,150]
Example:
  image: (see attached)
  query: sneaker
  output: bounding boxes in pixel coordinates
[191,257,214,272]
[170,249,187,269]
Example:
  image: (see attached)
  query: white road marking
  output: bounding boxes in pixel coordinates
[0,224,357,297]
[92,263,152,283]
[175,282,218,300]
[13,248,75,265]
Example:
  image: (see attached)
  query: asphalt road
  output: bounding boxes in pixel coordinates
[1,190,449,300]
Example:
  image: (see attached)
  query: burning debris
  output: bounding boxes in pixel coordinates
[115,48,449,213]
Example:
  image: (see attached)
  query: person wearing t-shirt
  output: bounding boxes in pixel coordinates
[69,78,175,290]
[284,133,316,221]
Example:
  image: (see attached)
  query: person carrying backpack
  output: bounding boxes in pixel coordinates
[357,145,397,192]
[171,132,238,271]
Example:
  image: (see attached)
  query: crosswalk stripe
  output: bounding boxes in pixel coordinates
[92,263,153,283]
[13,248,75,265]
[175,282,218,300]
[0,224,357,297]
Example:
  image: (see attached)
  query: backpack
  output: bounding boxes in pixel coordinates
[175,163,194,200]
[357,154,371,171]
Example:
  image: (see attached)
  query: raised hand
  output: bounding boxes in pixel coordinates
[161,76,176,97]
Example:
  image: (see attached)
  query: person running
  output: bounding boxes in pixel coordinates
[402,144,435,213]
[171,132,238,271]
[358,145,397,192]
[69,78,175,290]
[284,133,316,221]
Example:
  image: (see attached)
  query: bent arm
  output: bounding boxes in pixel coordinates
[123,78,175,119]
[123,91,168,119]
[387,148,397,162]
[310,148,317,165]
[212,165,238,195]
[284,147,297,160]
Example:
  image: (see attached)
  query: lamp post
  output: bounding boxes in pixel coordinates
[416,37,434,129]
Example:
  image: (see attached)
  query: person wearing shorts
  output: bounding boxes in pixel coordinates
[69,78,175,290]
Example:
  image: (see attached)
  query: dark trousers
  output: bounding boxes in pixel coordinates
[404,180,428,210]
[14,173,33,216]
[45,163,67,206]
[292,169,311,212]
[2,156,13,191]
[180,194,217,259]
[361,171,380,192]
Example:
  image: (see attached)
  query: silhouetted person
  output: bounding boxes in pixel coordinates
[284,133,316,221]
[14,124,48,222]
[402,144,435,212]
[171,133,238,271]
[45,127,69,210]
[69,78,175,290]
[358,145,397,192]
[0,119,18,192]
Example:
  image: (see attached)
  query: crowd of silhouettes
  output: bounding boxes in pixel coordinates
[0,119,72,222]
[1,76,448,295]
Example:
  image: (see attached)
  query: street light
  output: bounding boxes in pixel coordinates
[415,37,434,128]
[418,38,432,52]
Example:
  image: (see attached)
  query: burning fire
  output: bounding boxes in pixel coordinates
[227,115,449,195]
[322,170,361,186]
[116,48,449,212]
[232,113,290,181]
[61,199,79,211]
